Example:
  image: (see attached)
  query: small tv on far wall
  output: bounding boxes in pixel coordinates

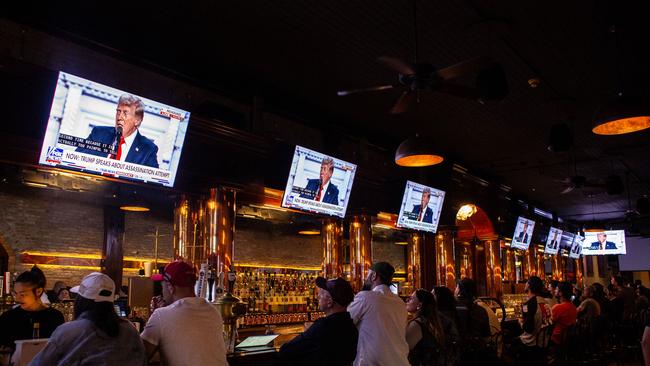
[569,235,584,259]
[396,180,445,233]
[281,145,357,218]
[38,71,190,187]
[511,216,535,250]
[544,227,562,255]
[582,230,627,255]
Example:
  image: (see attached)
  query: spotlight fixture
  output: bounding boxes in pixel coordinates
[456,204,478,221]
[592,97,650,135]
[395,134,443,167]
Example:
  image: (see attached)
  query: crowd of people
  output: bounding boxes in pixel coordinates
[1,263,649,366]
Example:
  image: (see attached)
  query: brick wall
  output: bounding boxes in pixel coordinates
[372,237,407,273]
[0,185,173,287]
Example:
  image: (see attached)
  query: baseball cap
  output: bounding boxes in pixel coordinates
[70,272,116,303]
[151,261,196,287]
[370,261,395,283]
[315,277,354,307]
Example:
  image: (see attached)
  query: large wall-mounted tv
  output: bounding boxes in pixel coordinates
[511,216,535,250]
[281,145,357,218]
[544,227,562,255]
[396,181,445,233]
[582,230,626,255]
[39,72,189,187]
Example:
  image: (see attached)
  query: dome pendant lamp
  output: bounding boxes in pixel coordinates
[394,134,444,167]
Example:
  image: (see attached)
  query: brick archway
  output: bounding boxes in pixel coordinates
[455,206,495,241]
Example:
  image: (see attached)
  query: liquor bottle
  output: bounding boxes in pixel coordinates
[32,322,40,339]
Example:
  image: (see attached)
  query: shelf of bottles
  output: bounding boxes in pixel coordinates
[232,266,324,327]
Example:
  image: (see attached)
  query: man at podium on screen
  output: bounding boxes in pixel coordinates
[589,232,617,250]
[410,188,433,223]
[301,157,340,205]
[76,94,159,168]
[515,221,530,244]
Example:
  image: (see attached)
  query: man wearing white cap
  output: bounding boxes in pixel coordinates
[30,272,146,366]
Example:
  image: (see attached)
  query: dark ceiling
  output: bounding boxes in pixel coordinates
[5,1,650,226]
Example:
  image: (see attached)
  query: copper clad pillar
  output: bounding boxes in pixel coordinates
[322,218,343,278]
[173,195,191,260]
[435,229,456,291]
[407,233,423,290]
[211,188,236,274]
[523,246,538,279]
[485,240,502,298]
[349,215,372,292]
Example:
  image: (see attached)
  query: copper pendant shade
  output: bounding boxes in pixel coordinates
[592,97,650,135]
[395,135,444,167]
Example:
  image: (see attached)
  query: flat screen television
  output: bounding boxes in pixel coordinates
[559,231,576,252]
[281,145,357,218]
[569,235,583,259]
[396,181,445,233]
[544,227,562,255]
[39,72,190,187]
[511,216,535,250]
[582,230,626,255]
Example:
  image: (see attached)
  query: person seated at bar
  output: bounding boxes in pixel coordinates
[348,261,410,366]
[0,266,64,361]
[577,285,601,321]
[431,286,460,342]
[56,288,71,302]
[47,281,68,303]
[29,272,146,366]
[508,276,552,361]
[550,282,577,347]
[454,278,491,365]
[405,289,445,366]
[279,277,358,365]
[141,261,227,366]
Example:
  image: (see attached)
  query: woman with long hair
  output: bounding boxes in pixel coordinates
[406,289,446,365]
[30,272,146,366]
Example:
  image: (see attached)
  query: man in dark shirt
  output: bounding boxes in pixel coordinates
[279,277,358,365]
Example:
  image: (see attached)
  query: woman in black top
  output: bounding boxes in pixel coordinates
[406,289,445,366]
[0,267,64,355]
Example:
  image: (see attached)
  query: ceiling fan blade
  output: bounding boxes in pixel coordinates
[436,83,481,100]
[378,56,415,75]
[560,186,575,194]
[436,56,491,80]
[389,90,415,114]
[337,85,395,96]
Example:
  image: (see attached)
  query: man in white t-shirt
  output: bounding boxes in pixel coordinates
[347,262,409,366]
[141,261,227,366]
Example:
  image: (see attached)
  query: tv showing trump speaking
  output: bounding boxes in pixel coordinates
[38,72,189,187]
[569,234,583,259]
[544,227,562,255]
[583,230,626,255]
[396,181,445,233]
[511,216,535,250]
[281,145,357,218]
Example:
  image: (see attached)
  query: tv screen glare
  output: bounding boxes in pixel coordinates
[544,227,563,255]
[582,230,627,255]
[569,235,584,259]
[39,72,190,187]
[396,181,445,233]
[511,216,535,250]
[281,145,357,218]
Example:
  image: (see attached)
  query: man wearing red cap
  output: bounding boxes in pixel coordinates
[141,261,227,366]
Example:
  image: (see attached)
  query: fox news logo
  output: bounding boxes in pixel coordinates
[46,146,64,164]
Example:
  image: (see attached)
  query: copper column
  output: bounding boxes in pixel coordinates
[349,215,372,292]
[485,240,502,298]
[435,229,456,291]
[407,233,423,290]
[322,218,343,278]
[207,188,236,274]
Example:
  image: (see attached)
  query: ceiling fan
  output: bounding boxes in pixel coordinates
[336,1,507,114]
